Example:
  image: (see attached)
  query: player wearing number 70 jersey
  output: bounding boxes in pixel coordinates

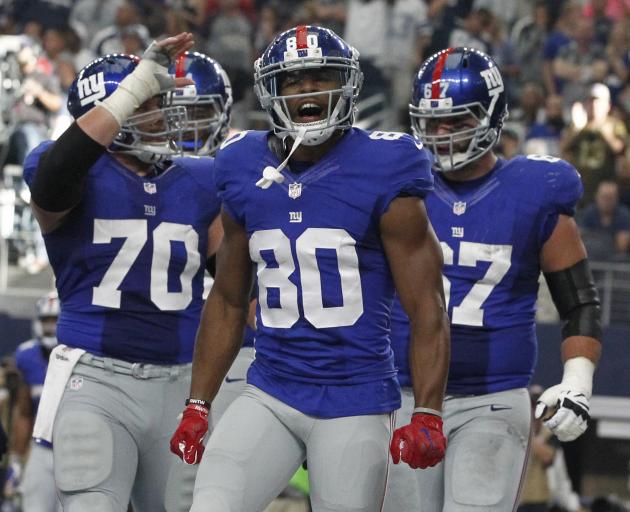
[170,25,450,512]
[22,34,229,512]
[383,47,603,512]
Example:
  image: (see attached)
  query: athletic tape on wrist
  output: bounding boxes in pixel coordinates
[413,407,442,417]
[561,356,595,399]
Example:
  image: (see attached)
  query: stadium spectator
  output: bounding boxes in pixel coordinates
[511,0,551,93]
[562,83,627,207]
[448,7,492,53]
[89,1,150,56]
[552,16,608,109]
[578,180,630,259]
[524,94,566,157]
[541,0,581,95]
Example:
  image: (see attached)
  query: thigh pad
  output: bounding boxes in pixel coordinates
[53,410,114,492]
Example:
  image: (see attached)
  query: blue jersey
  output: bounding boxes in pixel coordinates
[215,129,433,417]
[15,339,48,412]
[391,156,582,394]
[24,144,221,364]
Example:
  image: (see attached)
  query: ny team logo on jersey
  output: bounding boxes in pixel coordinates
[78,71,106,106]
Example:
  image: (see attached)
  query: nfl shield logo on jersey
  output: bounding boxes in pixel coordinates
[453,201,467,215]
[144,183,157,194]
[288,183,302,199]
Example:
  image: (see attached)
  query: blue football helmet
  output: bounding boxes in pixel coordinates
[254,25,363,146]
[67,54,187,163]
[409,47,508,172]
[32,290,60,349]
[167,51,232,156]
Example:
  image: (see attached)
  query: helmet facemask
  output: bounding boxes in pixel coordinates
[166,90,231,156]
[113,95,188,163]
[410,99,503,172]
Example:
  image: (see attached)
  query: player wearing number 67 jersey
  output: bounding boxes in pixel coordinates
[170,25,450,512]
[22,34,229,512]
[383,47,603,512]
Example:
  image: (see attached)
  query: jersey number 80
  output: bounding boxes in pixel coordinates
[250,228,364,329]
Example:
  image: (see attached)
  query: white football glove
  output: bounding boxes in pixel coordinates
[534,357,594,442]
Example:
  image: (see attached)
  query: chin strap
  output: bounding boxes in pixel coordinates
[256,126,307,189]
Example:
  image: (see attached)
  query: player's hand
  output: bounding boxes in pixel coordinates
[535,386,590,442]
[3,455,22,497]
[141,32,194,92]
[170,403,209,465]
[390,413,446,469]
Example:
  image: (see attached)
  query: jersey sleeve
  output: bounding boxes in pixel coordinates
[22,141,55,188]
[375,135,434,218]
[538,157,583,244]
[174,156,222,221]
[213,134,251,226]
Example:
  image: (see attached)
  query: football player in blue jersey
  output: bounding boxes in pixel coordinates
[383,47,603,512]
[21,33,229,512]
[170,25,450,512]
[4,292,61,512]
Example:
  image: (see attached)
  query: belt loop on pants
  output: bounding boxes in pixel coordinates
[103,357,115,375]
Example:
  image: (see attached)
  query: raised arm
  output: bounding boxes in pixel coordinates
[29,33,194,233]
[381,196,450,469]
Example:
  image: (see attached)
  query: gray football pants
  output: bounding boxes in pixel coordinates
[191,384,394,512]
[20,441,61,512]
[383,387,531,512]
[51,354,198,512]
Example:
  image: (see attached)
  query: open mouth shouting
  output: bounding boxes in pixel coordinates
[295,101,326,123]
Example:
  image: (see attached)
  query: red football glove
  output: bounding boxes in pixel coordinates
[390,413,446,469]
[170,404,209,465]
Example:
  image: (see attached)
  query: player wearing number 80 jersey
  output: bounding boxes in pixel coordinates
[22,34,226,512]
[171,25,450,512]
[384,47,603,512]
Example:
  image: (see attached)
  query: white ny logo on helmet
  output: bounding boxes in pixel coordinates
[480,67,504,116]
[78,71,106,106]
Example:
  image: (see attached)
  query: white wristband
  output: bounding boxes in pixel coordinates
[561,356,595,399]
[413,407,442,417]
[98,59,167,126]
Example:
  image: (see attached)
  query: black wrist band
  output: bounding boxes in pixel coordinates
[185,398,210,409]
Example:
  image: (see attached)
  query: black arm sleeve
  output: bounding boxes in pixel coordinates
[544,259,602,341]
[30,122,106,212]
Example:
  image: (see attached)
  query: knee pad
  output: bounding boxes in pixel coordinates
[164,461,198,512]
[53,410,114,492]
